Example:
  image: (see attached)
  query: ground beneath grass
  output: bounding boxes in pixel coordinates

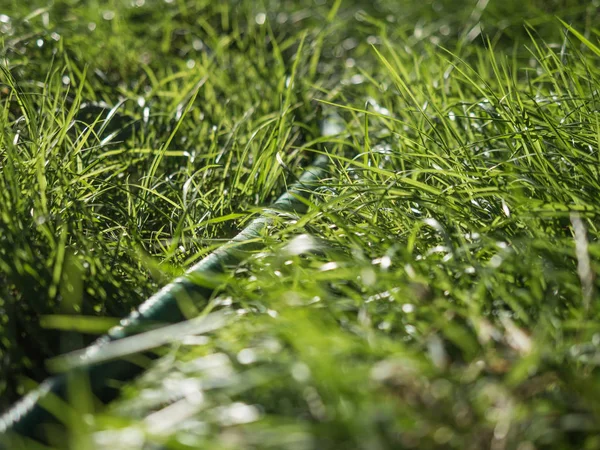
[1,0,600,448]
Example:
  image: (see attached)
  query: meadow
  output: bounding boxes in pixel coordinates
[1,0,600,448]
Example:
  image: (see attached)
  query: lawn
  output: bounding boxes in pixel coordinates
[1,0,600,448]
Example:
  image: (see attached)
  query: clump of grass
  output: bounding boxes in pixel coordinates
[1,0,600,449]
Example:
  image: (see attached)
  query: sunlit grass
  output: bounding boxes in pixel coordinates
[1,0,600,448]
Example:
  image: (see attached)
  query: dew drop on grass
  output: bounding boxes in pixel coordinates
[342,38,357,50]
[489,254,502,268]
[414,24,424,39]
[291,362,311,382]
[320,262,338,272]
[378,321,391,331]
[255,12,266,25]
[350,74,364,85]
[192,39,204,51]
[217,403,260,425]
[237,348,257,365]
[285,234,316,255]
[405,324,417,335]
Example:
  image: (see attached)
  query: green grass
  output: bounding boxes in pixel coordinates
[1,0,600,448]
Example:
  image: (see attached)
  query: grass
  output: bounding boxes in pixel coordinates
[1,0,600,448]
